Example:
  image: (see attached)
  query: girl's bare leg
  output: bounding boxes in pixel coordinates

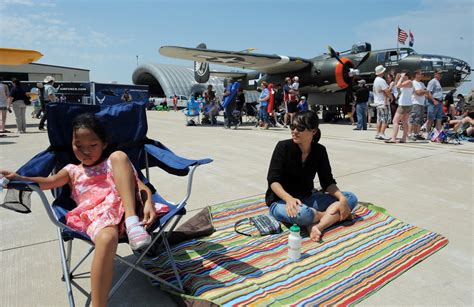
[110,151,137,218]
[91,226,119,307]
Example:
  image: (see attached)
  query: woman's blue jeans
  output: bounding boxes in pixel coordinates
[259,105,269,123]
[269,191,358,227]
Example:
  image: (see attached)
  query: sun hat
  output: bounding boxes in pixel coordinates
[293,76,299,81]
[375,65,386,75]
[358,79,366,85]
[43,76,55,83]
[301,96,306,100]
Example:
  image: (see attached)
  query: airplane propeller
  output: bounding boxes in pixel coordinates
[327,46,371,103]
[327,46,370,73]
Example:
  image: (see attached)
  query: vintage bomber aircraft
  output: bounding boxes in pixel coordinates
[159,42,471,106]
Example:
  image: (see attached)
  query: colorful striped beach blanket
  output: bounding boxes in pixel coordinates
[146,197,448,306]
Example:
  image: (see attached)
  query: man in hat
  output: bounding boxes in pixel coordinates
[354,79,370,130]
[372,65,392,140]
[426,69,444,132]
[38,76,57,130]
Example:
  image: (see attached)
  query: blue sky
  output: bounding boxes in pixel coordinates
[1,0,472,93]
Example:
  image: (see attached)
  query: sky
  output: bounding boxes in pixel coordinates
[0,0,472,93]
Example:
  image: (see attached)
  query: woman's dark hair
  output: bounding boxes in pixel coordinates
[72,113,107,143]
[293,110,321,143]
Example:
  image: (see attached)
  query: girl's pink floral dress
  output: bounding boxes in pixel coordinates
[64,158,140,242]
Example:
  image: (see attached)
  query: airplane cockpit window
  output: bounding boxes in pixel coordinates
[389,51,398,62]
[399,50,410,59]
[376,52,387,63]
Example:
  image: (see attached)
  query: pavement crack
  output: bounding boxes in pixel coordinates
[0,238,58,253]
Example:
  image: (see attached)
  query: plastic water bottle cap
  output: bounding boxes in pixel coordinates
[290,224,300,232]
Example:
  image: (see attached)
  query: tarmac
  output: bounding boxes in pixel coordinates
[0,108,473,306]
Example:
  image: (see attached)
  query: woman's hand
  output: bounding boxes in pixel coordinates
[285,197,302,218]
[142,202,157,230]
[329,197,351,221]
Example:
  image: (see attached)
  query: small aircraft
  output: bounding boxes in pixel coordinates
[159,42,471,106]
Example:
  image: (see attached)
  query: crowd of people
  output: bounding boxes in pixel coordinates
[0,75,59,137]
[350,65,473,142]
[184,76,309,130]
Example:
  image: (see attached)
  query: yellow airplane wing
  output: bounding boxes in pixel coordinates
[0,48,43,65]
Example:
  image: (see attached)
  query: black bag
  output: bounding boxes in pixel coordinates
[24,95,31,105]
[234,214,282,236]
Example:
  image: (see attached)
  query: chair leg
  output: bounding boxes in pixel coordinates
[162,236,184,291]
[57,229,75,307]
[69,246,95,277]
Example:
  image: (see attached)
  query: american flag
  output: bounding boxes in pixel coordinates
[409,30,414,47]
[398,27,408,44]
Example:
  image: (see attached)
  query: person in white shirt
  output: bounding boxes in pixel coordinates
[386,70,413,143]
[426,69,444,132]
[409,70,430,140]
[372,65,392,140]
[0,77,10,136]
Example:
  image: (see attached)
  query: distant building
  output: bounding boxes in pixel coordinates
[0,63,89,82]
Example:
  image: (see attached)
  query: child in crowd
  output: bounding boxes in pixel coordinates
[1,113,161,307]
[289,76,300,99]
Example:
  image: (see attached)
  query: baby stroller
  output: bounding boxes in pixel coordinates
[243,101,259,124]
[201,101,219,125]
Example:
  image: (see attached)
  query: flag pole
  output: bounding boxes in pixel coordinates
[397,26,400,60]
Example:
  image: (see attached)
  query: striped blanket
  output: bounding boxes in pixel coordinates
[146,197,448,306]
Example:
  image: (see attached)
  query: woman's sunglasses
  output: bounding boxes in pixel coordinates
[289,124,308,132]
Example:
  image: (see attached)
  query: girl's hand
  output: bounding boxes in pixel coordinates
[142,202,157,230]
[0,170,18,180]
[285,197,302,218]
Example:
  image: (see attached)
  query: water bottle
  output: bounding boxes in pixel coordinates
[0,176,9,192]
[288,224,302,261]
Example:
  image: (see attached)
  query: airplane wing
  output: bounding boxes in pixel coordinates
[0,48,43,65]
[159,46,311,74]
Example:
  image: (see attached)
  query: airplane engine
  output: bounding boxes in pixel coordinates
[313,58,355,92]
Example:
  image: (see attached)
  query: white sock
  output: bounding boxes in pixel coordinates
[125,215,144,233]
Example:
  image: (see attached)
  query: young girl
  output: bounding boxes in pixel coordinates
[1,113,159,307]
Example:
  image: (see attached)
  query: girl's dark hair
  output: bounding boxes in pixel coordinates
[293,110,321,143]
[72,113,107,143]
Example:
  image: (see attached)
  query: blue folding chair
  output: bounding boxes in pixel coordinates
[3,101,212,306]
[183,97,201,125]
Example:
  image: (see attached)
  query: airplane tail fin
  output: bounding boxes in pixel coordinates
[194,43,210,83]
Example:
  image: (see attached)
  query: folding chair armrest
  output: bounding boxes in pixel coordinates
[6,180,39,191]
[9,183,68,230]
[144,144,212,172]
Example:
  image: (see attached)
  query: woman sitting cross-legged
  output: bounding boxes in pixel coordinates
[265,110,358,241]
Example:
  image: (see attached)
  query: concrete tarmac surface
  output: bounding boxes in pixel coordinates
[1,108,472,306]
